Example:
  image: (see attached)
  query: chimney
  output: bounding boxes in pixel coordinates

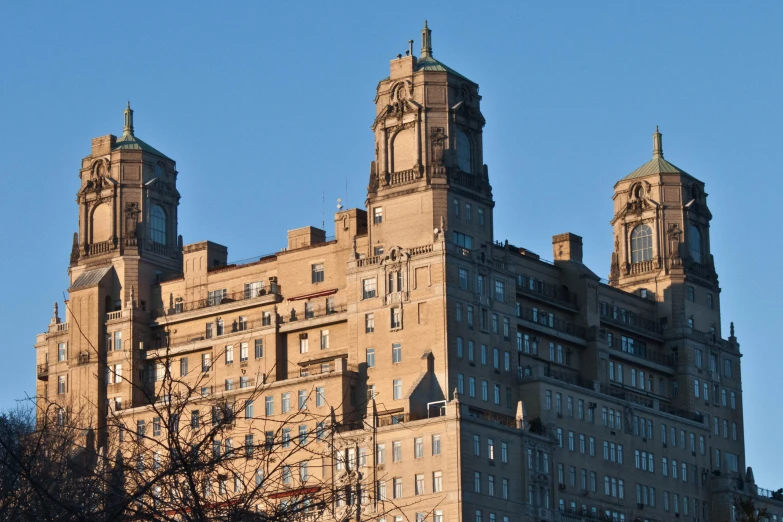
[552,233,583,263]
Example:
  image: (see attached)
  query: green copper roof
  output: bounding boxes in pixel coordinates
[623,127,689,180]
[415,55,472,82]
[111,102,171,160]
[414,21,472,82]
[623,155,689,180]
[113,132,171,160]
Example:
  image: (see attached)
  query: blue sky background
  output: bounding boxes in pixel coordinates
[0,2,780,486]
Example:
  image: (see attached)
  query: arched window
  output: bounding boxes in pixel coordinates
[630,224,653,263]
[690,224,702,263]
[457,131,472,174]
[150,205,166,245]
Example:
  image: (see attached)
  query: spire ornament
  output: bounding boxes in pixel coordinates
[421,21,432,58]
[123,102,134,136]
[653,125,663,158]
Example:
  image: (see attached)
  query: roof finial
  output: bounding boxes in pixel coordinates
[123,102,134,136]
[421,20,432,58]
[652,125,663,158]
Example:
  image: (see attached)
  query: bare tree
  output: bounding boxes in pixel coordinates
[3,331,421,521]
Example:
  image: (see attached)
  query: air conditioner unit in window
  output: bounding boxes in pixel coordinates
[589,402,597,409]
[637,503,644,509]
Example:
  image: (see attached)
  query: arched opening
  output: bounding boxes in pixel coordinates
[391,128,415,172]
[150,205,166,245]
[630,224,653,263]
[690,224,702,263]
[457,131,472,174]
[91,203,112,243]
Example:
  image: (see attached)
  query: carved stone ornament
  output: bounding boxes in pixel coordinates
[430,126,447,167]
[125,202,140,240]
[667,223,682,259]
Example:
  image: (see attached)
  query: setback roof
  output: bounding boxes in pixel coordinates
[69,266,112,292]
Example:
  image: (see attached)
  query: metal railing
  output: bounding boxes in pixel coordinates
[37,364,49,377]
[599,384,703,424]
[288,303,347,322]
[152,285,280,319]
[518,306,586,338]
[517,278,579,308]
[607,335,674,366]
[600,305,662,336]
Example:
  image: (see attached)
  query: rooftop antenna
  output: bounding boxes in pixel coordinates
[322,191,325,229]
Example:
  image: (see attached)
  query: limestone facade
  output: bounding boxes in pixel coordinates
[34,23,779,522]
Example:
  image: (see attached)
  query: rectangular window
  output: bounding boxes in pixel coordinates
[373,207,383,224]
[311,263,324,283]
[262,311,271,326]
[390,306,402,328]
[362,278,377,299]
[365,313,375,333]
[366,347,375,368]
[238,342,248,362]
[495,280,505,302]
[57,342,67,362]
[392,343,402,363]
[688,286,695,302]
[459,268,469,290]
[320,330,329,350]
[707,293,714,309]
[478,207,485,225]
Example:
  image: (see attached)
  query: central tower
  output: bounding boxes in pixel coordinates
[366,22,493,255]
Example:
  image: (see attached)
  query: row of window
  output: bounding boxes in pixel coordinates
[361,272,404,298]
[455,269,506,302]
[472,472,511,500]
[377,471,445,500]
[694,349,734,378]
[456,302,513,339]
[452,197,486,225]
[456,373,514,407]
[376,434,442,464]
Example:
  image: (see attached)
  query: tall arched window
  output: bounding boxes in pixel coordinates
[630,224,653,263]
[457,131,472,174]
[690,224,702,263]
[150,205,166,245]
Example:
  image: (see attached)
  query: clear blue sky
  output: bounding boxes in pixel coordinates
[1,2,780,486]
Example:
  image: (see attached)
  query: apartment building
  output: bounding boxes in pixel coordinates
[34,23,779,522]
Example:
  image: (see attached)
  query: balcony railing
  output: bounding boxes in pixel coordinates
[106,310,123,321]
[152,285,280,319]
[629,260,655,275]
[517,278,579,308]
[288,303,347,323]
[607,335,674,366]
[518,306,586,338]
[37,364,49,379]
[599,384,703,424]
[387,169,418,186]
[449,169,486,191]
[600,306,662,336]
[517,364,593,391]
[87,239,114,256]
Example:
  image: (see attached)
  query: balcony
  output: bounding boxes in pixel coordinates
[37,364,49,380]
[599,384,703,424]
[151,285,281,322]
[449,169,487,191]
[518,306,586,339]
[517,364,593,391]
[606,335,674,368]
[600,308,662,338]
[516,279,579,310]
[629,260,655,275]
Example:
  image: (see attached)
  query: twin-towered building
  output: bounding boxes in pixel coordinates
[34,23,780,522]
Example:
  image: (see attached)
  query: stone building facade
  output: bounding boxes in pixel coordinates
[34,23,780,522]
